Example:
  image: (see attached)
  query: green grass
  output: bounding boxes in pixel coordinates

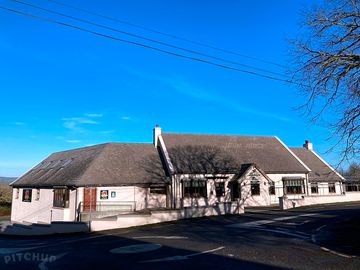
[0,203,11,216]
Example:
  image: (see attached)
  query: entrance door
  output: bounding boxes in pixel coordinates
[269,183,278,204]
[83,187,97,211]
[231,181,240,201]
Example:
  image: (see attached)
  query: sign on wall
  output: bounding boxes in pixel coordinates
[100,190,109,200]
[22,189,32,202]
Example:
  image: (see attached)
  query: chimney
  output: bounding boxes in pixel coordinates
[303,140,313,151]
[153,124,162,147]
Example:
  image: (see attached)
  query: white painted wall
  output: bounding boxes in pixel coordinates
[180,177,234,208]
[11,188,77,224]
[280,192,360,209]
[94,186,167,211]
[308,182,342,196]
[90,201,244,232]
[240,169,271,207]
[267,173,308,201]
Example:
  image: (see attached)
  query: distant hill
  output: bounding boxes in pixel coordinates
[0,177,17,184]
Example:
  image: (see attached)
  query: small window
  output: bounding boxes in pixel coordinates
[15,188,19,199]
[269,182,275,195]
[184,179,207,198]
[40,162,51,169]
[49,160,61,169]
[53,189,70,208]
[345,183,360,192]
[251,181,260,196]
[328,183,336,193]
[22,189,32,202]
[215,182,225,197]
[61,159,73,167]
[311,183,318,194]
[150,187,167,195]
[35,189,40,200]
[283,179,305,195]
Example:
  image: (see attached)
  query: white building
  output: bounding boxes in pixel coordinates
[9,125,360,224]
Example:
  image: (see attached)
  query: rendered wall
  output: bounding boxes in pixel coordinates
[267,173,308,201]
[90,201,244,231]
[94,186,167,211]
[181,177,233,208]
[10,188,77,224]
[240,168,271,207]
[280,192,360,210]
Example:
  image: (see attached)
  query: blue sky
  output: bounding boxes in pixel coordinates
[0,0,340,177]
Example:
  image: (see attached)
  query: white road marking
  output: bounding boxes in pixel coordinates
[320,247,354,259]
[315,225,327,232]
[133,236,188,240]
[246,226,309,240]
[139,246,225,263]
[311,224,356,259]
[229,213,318,228]
[298,213,318,217]
[110,243,162,254]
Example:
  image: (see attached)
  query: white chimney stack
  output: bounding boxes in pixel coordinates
[303,140,313,151]
[153,124,162,147]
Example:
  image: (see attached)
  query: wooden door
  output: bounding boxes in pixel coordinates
[83,187,97,211]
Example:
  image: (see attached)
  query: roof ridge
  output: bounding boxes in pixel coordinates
[49,142,155,155]
[162,132,275,137]
[50,142,109,155]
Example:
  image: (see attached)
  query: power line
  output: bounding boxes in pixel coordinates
[9,0,287,78]
[45,0,286,68]
[0,5,300,85]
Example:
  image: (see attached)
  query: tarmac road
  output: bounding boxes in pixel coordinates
[1,202,360,270]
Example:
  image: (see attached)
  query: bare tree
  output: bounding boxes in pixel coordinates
[167,145,239,175]
[291,0,360,162]
[342,161,360,180]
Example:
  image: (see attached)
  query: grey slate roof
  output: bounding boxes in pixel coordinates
[161,133,309,174]
[11,143,167,188]
[290,147,344,182]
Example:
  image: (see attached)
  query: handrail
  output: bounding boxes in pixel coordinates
[79,201,136,212]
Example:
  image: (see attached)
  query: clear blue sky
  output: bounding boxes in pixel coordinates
[1,0,339,177]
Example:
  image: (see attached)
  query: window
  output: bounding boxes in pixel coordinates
[283,179,305,194]
[328,183,336,193]
[150,186,167,195]
[49,160,61,169]
[345,183,360,192]
[22,189,32,202]
[251,180,260,196]
[40,162,51,169]
[61,159,73,167]
[311,183,319,194]
[15,188,19,199]
[35,189,40,200]
[53,189,70,208]
[269,182,275,195]
[215,182,225,197]
[184,179,207,198]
